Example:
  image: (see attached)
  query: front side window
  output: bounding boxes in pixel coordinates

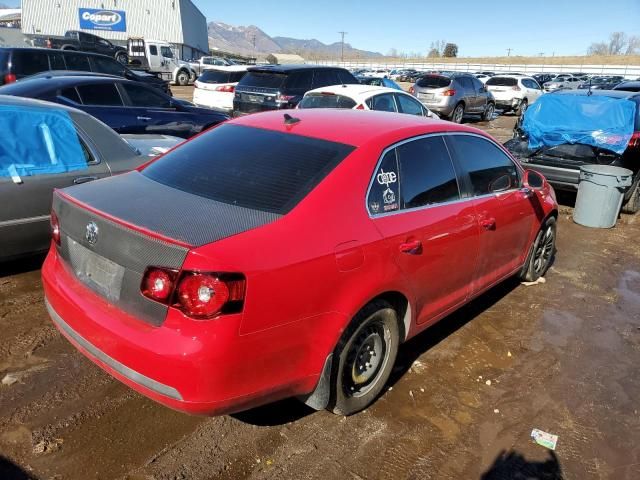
[447,135,519,196]
[160,46,174,59]
[396,136,460,209]
[395,93,425,116]
[76,83,123,106]
[49,52,66,70]
[60,87,82,104]
[64,52,91,71]
[122,83,170,108]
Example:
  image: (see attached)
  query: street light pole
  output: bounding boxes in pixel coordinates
[339,31,347,63]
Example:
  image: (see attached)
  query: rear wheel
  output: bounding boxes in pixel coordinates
[450,103,465,124]
[328,300,400,416]
[520,217,556,282]
[176,69,190,86]
[516,98,528,117]
[622,175,640,214]
[115,52,128,65]
[482,102,495,121]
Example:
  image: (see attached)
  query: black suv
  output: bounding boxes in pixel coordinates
[0,48,170,94]
[233,65,358,115]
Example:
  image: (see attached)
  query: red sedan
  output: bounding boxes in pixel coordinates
[42,109,557,416]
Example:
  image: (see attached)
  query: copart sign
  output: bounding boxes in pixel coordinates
[78,8,127,32]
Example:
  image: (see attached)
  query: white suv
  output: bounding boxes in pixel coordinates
[192,66,248,113]
[485,75,543,115]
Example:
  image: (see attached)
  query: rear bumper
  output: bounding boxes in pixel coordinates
[42,248,323,415]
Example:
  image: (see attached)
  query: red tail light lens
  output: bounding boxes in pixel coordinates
[441,89,456,96]
[276,94,295,104]
[177,274,229,318]
[409,86,415,94]
[4,73,16,84]
[215,84,235,93]
[355,103,366,110]
[629,132,640,149]
[50,210,60,246]
[142,268,178,302]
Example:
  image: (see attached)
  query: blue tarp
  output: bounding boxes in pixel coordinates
[0,105,87,179]
[521,94,637,155]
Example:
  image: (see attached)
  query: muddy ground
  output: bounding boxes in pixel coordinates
[1,88,640,480]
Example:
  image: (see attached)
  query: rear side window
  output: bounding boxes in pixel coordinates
[284,71,313,91]
[77,83,123,106]
[313,70,340,88]
[337,70,358,84]
[12,51,50,75]
[486,77,518,87]
[367,93,397,112]
[298,93,357,109]
[229,71,246,83]
[49,52,66,70]
[367,149,400,214]
[122,83,170,108]
[142,124,355,214]
[238,72,286,89]
[149,45,158,56]
[416,76,451,88]
[198,70,231,84]
[447,135,519,195]
[91,56,126,76]
[396,136,460,208]
[64,52,91,71]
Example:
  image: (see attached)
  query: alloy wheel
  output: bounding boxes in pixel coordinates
[533,224,555,274]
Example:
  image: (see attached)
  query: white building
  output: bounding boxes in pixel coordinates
[21,0,209,59]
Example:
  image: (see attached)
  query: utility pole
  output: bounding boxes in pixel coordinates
[338,31,347,62]
[506,48,512,57]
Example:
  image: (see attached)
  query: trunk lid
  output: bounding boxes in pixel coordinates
[233,71,287,114]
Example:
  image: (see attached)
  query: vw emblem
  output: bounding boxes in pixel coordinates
[85,221,99,245]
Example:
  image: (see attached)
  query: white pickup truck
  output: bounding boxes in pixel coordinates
[127,38,196,86]
[189,56,235,77]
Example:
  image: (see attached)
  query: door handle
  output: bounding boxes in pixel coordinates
[137,116,152,121]
[480,218,496,230]
[399,240,422,255]
[73,176,98,185]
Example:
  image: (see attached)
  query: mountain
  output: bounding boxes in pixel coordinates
[207,21,382,59]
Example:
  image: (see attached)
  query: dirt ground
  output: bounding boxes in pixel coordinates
[1,88,640,480]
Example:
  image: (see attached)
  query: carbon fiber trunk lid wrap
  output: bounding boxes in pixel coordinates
[53,193,189,326]
[52,172,280,326]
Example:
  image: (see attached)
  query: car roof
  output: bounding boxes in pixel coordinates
[616,81,640,87]
[490,74,530,79]
[247,64,346,73]
[200,65,248,73]
[304,84,403,101]
[0,46,116,60]
[228,109,483,147]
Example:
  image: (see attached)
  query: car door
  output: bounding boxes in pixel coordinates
[459,77,480,112]
[445,134,537,291]
[525,79,543,101]
[366,93,398,112]
[367,136,479,325]
[72,82,134,133]
[470,76,489,111]
[0,121,109,259]
[394,92,428,116]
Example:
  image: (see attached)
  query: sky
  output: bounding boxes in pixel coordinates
[190,0,640,57]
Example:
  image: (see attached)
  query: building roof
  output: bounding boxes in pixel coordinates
[266,53,306,65]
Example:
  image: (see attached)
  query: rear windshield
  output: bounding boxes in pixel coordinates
[142,124,355,214]
[486,77,518,87]
[199,70,246,84]
[237,71,286,89]
[416,76,451,88]
[298,93,357,109]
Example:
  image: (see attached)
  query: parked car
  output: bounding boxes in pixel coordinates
[0,75,228,138]
[233,65,359,115]
[32,30,128,64]
[297,84,438,118]
[193,66,248,113]
[410,73,495,123]
[577,76,624,90]
[189,56,235,76]
[357,76,403,90]
[474,71,495,76]
[533,74,554,86]
[0,47,171,94]
[613,81,640,92]
[485,75,543,115]
[505,90,640,213]
[121,134,184,157]
[42,109,557,417]
[474,74,492,83]
[0,95,173,261]
[390,69,417,81]
[543,76,581,92]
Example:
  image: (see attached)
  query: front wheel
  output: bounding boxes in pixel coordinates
[329,300,400,416]
[520,217,556,282]
[176,70,190,86]
[516,99,528,117]
[115,52,128,65]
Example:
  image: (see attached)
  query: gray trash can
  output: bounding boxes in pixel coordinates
[573,165,633,228]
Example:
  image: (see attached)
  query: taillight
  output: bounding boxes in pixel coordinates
[215,84,235,93]
[629,132,640,149]
[141,268,245,319]
[50,210,60,246]
[45,39,52,49]
[441,89,456,96]
[276,94,295,104]
[355,103,366,110]
[142,268,178,302]
[409,86,415,94]
[3,73,16,84]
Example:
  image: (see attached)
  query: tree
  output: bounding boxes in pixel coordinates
[443,43,458,58]
[427,48,440,58]
[626,35,640,55]
[387,48,399,57]
[588,32,639,56]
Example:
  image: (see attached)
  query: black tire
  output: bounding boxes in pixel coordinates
[328,300,400,416]
[115,52,128,65]
[520,217,556,282]
[176,69,190,86]
[622,175,640,214]
[516,98,528,117]
[482,102,495,122]
[450,103,465,124]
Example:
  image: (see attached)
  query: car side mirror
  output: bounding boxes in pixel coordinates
[523,169,545,190]
[488,174,512,193]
